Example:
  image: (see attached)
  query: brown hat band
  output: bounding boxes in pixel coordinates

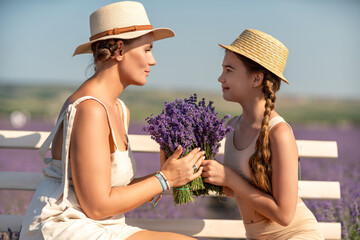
[89,25,153,41]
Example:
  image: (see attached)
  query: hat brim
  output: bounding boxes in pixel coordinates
[73,27,175,56]
[219,44,289,84]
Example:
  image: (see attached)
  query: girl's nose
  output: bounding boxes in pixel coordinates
[218,72,225,83]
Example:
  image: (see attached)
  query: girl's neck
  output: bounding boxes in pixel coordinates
[240,97,267,128]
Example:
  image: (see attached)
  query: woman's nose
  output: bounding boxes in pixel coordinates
[149,53,156,66]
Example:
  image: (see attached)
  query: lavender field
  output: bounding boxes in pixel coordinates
[1,117,359,239]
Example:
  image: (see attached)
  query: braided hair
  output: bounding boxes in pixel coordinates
[235,53,281,194]
[90,38,137,62]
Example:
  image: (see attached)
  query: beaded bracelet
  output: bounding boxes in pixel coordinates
[149,171,170,207]
[154,173,167,191]
[149,194,162,207]
[157,171,170,190]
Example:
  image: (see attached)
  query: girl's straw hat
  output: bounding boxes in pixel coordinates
[73,1,175,56]
[219,29,289,84]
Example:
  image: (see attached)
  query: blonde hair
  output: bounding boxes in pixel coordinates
[235,53,281,193]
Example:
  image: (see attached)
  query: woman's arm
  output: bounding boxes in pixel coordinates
[70,101,205,220]
[202,123,298,226]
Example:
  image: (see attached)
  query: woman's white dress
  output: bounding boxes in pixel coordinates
[20,96,142,240]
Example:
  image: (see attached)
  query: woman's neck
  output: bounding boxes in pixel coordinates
[85,62,126,106]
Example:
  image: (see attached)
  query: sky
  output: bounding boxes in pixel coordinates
[0,0,360,99]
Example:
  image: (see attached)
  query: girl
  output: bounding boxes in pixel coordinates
[201,29,324,239]
[20,2,203,240]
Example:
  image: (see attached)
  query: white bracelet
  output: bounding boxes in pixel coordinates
[158,171,170,190]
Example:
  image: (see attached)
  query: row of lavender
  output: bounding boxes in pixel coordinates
[0,119,359,239]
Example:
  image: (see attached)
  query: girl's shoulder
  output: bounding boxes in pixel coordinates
[269,116,295,146]
[269,115,292,132]
[226,115,241,129]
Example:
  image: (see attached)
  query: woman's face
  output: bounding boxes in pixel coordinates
[119,33,156,86]
[218,51,254,103]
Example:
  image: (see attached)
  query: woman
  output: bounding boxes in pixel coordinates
[20,2,204,240]
[201,29,324,239]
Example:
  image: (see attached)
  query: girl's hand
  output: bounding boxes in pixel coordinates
[201,159,228,187]
[161,146,205,188]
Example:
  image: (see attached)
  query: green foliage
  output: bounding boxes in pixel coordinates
[1,84,359,126]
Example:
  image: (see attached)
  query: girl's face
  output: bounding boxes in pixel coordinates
[120,34,156,86]
[218,51,254,103]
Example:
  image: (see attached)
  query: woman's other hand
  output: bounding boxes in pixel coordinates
[160,149,166,167]
[161,146,205,187]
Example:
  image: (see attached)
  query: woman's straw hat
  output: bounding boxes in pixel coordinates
[73,1,175,56]
[219,29,289,84]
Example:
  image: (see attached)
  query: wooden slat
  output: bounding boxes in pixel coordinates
[0,215,341,239]
[319,222,342,240]
[128,134,160,153]
[0,130,50,149]
[0,172,44,190]
[298,180,341,199]
[0,172,341,200]
[1,131,338,159]
[163,180,341,200]
[296,140,338,158]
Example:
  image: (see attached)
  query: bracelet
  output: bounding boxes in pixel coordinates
[154,171,170,192]
[150,171,170,207]
[150,194,162,207]
[158,171,170,190]
[155,173,166,191]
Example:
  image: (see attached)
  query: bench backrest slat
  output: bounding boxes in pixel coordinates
[0,131,338,159]
[0,172,341,200]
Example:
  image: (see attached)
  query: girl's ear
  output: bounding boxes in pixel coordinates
[252,72,264,88]
[114,40,125,61]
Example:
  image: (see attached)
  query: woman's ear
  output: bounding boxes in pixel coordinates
[252,72,264,88]
[114,40,125,61]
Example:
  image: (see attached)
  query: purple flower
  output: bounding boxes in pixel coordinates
[143,94,232,203]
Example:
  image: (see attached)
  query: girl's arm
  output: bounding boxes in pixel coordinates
[202,123,298,226]
[70,101,205,220]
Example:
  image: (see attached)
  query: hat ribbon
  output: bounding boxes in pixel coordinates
[90,25,153,41]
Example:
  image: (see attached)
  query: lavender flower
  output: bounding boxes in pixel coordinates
[143,94,232,204]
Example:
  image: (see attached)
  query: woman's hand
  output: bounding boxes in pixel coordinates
[160,149,166,167]
[201,159,229,187]
[160,146,205,188]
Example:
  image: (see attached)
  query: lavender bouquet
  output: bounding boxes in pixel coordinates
[143,94,232,204]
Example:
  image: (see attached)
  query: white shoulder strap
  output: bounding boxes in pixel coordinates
[269,116,292,131]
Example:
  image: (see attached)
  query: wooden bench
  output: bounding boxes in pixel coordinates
[0,130,341,239]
